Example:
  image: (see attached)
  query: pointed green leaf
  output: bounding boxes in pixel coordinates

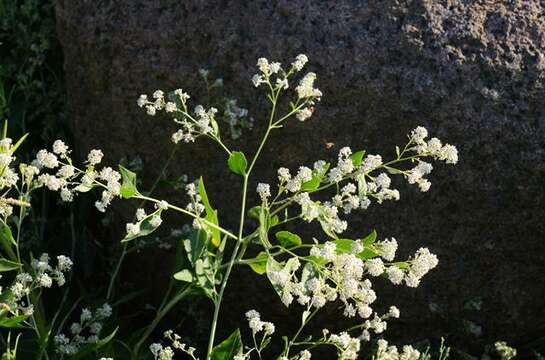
[248,206,262,220]
[361,230,377,246]
[183,229,209,266]
[211,329,243,360]
[258,206,272,249]
[0,258,21,272]
[301,175,321,191]
[10,133,28,154]
[275,231,302,248]
[121,213,163,242]
[118,165,139,199]
[0,221,17,262]
[74,183,94,193]
[350,150,366,167]
[0,315,28,328]
[173,269,194,282]
[194,257,215,300]
[227,151,247,176]
[266,256,285,300]
[198,178,221,247]
[246,252,268,275]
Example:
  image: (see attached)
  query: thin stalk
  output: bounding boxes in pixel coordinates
[135,194,237,240]
[206,85,280,359]
[205,176,247,359]
[132,286,192,357]
[285,308,319,357]
[107,146,185,300]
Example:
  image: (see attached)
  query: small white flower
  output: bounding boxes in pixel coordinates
[149,215,162,227]
[53,140,69,155]
[87,149,104,165]
[296,107,313,121]
[292,54,308,71]
[257,183,271,201]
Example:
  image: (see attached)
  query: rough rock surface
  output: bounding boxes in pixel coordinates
[56,0,545,354]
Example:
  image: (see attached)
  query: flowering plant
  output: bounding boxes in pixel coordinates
[0,55,468,359]
[133,54,459,360]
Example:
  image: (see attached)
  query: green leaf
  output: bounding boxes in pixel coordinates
[246,252,268,275]
[301,175,321,191]
[300,262,318,285]
[183,229,209,266]
[227,151,247,176]
[258,206,272,249]
[0,221,15,246]
[173,269,194,282]
[121,214,162,242]
[361,230,377,246]
[71,327,118,360]
[0,315,28,328]
[211,329,243,360]
[0,258,21,272]
[118,165,139,199]
[194,257,215,300]
[74,183,94,193]
[10,133,28,154]
[2,121,7,139]
[333,239,354,254]
[199,178,221,247]
[350,150,366,167]
[0,221,17,262]
[275,231,302,248]
[331,237,379,259]
[248,206,262,220]
[266,256,285,300]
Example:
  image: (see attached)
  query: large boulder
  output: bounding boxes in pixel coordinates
[56,0,545,354]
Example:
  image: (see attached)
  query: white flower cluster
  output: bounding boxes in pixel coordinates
[222,98,253,140]
[401,247,439,288]
[495,341,517,360]
[296,193,348,236]
[125,202,167,239]
[327,331,361,360]
[374,339,422,360]
[252,54,320,122]
[410,126,458,165]
[278,165,314,193]
[54,303,112,355]
[264,127,458,238]
[185,182,206,229]
[5,139,123,213]
[171,105,218,144]
[150,330,197,360]
[0,138,19,194]
[256,183,271,202]
[245,309,275,335]
[8,254,72,315]
[267,235,438,343]
[138,88,221,144]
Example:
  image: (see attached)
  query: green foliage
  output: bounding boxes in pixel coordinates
[199,178,221,247]
[210,329,243,360]
[227,151,248,176]
[0,0,65,142]
[119,165,139,199]
[275,230,302,248]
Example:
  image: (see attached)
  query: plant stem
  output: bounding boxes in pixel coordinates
[205,176,248,359]
[106,146,179,300]
[135,194,237,240]
[132,286,192,358]
[206,85,280,359]
[285,308,319,358]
